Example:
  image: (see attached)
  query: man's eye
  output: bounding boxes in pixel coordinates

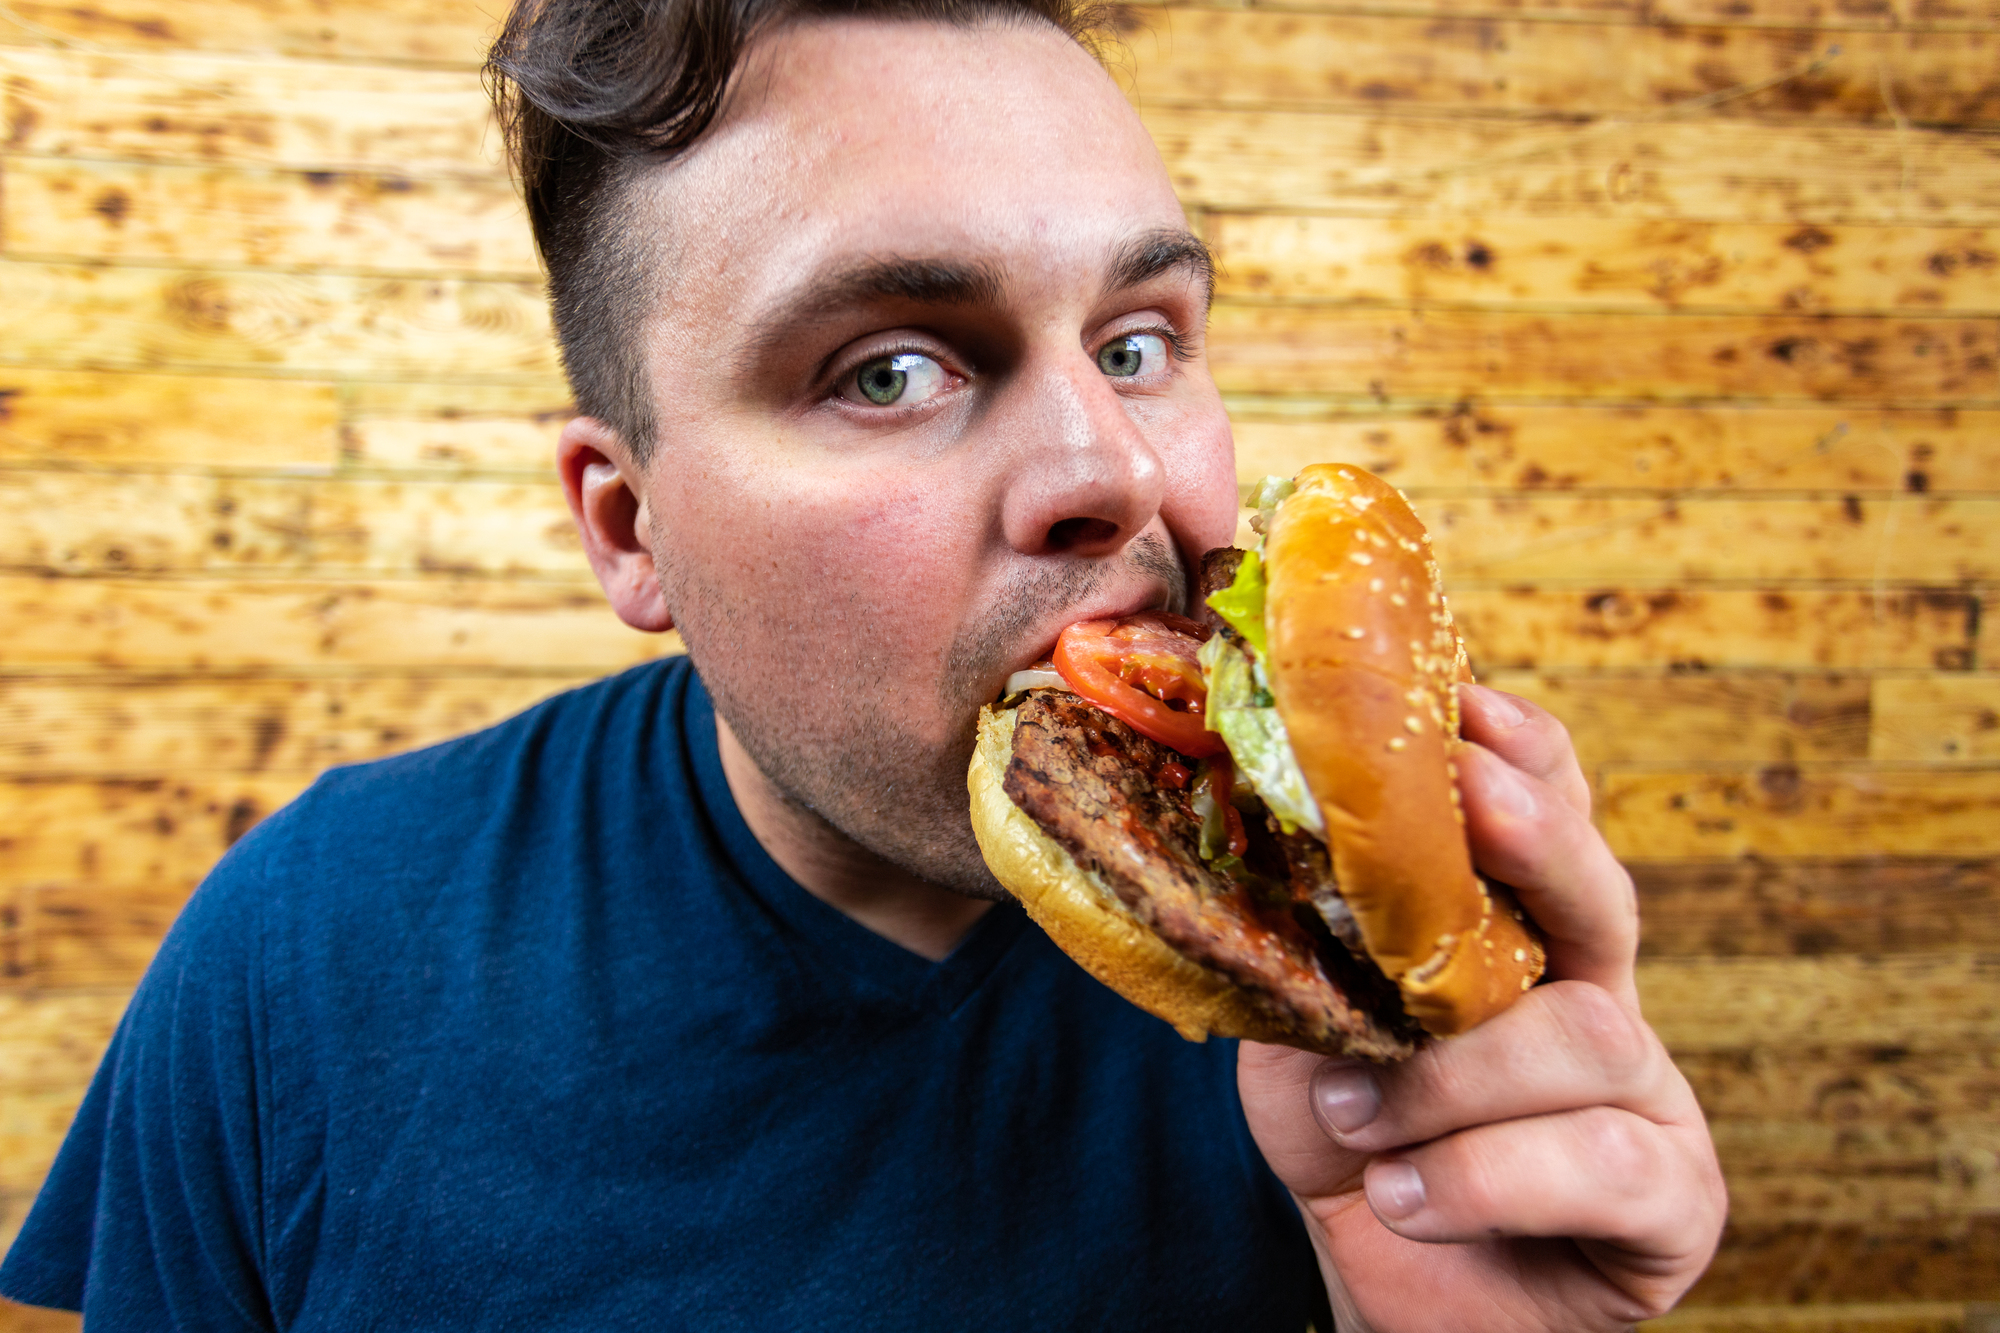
[841,353,948,407]
[1097,332,1169,379]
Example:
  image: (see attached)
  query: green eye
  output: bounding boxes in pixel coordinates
[842,353,947,408]
[857,359,906,405]
[1098,332,1168,378]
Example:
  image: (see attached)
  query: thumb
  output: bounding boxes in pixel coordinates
[1238,1041,1370,1200]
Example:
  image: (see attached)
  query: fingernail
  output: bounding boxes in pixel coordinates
[1368,1160,1426,1221]
[1483,758,1537,820]
[1311,1062,1381,1137]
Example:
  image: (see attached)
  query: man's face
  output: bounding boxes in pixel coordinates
[628,17,1238,894]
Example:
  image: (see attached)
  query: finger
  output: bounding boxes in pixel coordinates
[1455,739,1639,995]
[1237,1041,1369,1199]
[1459,683,1591,818]
[1308,981,1698,1156]
[1359,1106,1724,1265]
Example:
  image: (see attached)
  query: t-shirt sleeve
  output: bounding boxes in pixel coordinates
[0,830,279,1330]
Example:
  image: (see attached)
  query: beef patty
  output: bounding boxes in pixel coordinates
[1003,690,1418,1060]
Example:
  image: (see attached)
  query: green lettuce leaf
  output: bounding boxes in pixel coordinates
[1199,634,1324,838]
[1205,548,1269,661]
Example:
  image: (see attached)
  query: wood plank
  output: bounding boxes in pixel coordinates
[0,46,498,175]
[1173,0,2000,32]
[1451,585,1979,672]
[1871,675,2000,761]
[1633,857,2000,956]
[1422,496,2000,584]
[1230,406,2000,495]
[1601,765,2000,858]
[0,674,596,775]
[0,471,587,577]
[0,774,304,892]
[0,1086,84,1195]
[0,156,538,276]
[25,880,188,989]
[1691,1219,2000,1303]
[0,261,559,380]
[1120,10,2000,124]
[1485,671,1871,764]
[341,414,563,473]
[1207,305,2000,402]
[1673,1044,2000,1122]
[1645,1303,1967,1331]
[0,576,677,670]
[1209,216,2000,314]
[0,992,126,1087]
[0,367,337,469]
[1638,954,2000,1052]
[1,0,492,65]
[1145,105,2000,221]
[0,1299,78,1333]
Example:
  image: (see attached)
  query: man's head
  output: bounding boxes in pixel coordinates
[490,0,1239,896]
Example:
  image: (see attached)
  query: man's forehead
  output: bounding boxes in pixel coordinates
[638,17,1188,313]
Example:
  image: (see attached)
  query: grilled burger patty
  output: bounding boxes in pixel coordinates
[1002,690,1418,1061]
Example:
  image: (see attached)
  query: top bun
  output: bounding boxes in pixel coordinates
[1264,464,1544,1036]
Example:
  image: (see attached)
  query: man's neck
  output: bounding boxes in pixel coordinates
[714,712,993,962]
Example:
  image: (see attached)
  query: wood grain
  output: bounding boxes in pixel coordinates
[1691,1219,2000,1303]
[1870,675,2000,761]
[0,992,128,1087]
[0,367,337,468]
[1145,105,2000,220]
[1207,305,2000,401]
[1637,954,2000,1052]
[1208,215,2000,314]
[0,46,498,174]
[0,261,559,380]
[0,471,585,576]
[0,674,596,775]
[1119,10,2000,124]
[0,576,677,670]
[1600,766,2000,858]
[1230,406,2000,494]
[1633,858,2000,956]
[1451,585,1979,672]
[1673,1044,2000,1122]
[1,0,492,65]
[1,156,539,276]
[1424,495,2000,583]
[1645,1304,1967,1331]
[1488,671,1871,764]
[1157,0,2000,32]
[0,774,304,892]
[340,413,564,473]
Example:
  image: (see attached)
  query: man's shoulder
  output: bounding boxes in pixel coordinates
[215,655,697,907]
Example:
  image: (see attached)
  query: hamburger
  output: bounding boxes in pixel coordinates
[967,464,1545,1060]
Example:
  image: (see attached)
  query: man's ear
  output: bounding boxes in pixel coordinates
[557,415,674,633]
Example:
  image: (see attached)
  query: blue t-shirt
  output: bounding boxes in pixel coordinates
[1,658,1321,1330]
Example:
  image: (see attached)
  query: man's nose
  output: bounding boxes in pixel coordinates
[999,358,1168,559]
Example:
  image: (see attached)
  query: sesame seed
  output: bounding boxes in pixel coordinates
[1370,578,1384,592]
[1520,976,1532,990]
[1404,716,1423,734]
[1389,593,1406,607]
[1345,627,1366,639]
[1349,551,1373,565]
[1513,948,1526,962]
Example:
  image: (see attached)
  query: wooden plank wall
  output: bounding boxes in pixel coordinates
[0,0,1995,1328]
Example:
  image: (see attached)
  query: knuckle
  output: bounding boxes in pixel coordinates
[1550,981,1653,1084]
[1567,1107,1660,1196]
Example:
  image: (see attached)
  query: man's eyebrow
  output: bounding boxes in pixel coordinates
[746,256,1003,363]
[1106,228,1216,306]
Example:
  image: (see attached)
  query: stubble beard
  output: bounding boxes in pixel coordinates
[673,533,1188,900]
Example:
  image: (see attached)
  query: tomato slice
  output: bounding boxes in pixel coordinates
[1052,612,1225,758]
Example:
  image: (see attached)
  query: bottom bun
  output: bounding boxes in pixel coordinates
[969,703,1325,1051]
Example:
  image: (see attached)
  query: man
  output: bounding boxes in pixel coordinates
[1,0,1726,1326]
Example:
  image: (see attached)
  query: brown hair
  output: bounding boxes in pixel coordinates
[486,0,1107,462]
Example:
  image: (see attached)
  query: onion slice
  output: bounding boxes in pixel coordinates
[1003,667,1068,695]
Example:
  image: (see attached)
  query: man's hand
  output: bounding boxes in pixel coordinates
[1239,683,1727,1331]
